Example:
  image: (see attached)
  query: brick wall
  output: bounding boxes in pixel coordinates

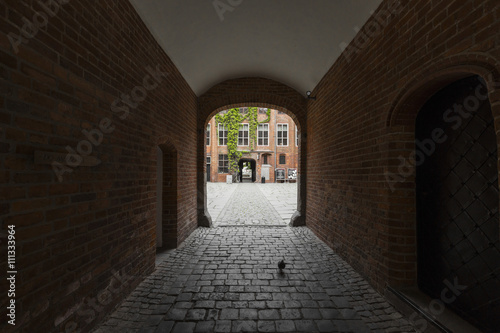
[306,0,500,292]
[0,1,198,332]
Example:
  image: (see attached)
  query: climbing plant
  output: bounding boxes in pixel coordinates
[215,107,271,180]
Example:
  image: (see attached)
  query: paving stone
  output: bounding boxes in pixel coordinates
[232,301,249,308]
[165,308,187,320]
[240,293,256,301]
[214,320,232,333]
[259,309,280,320]
[276,320,296,332]
[194,300,215,308]
[258,320,276,332]
[220,308,239,320]
[320,308,342,320]
[266,300,284,308]
[295,319,317,332]
[94,223,417,333]
[171,322,196,333]
[283,300,301,308]
[300,300,318,308]
[173,301,192,309]
[249,301,267,309]
[186,309,206,320]
[216,301,232,309]
[315,320,337,332]
[239,308,258,320]
[301,308,322,319]
[206,309,219,320]
[194,321,215,333]
[232,320,258,332]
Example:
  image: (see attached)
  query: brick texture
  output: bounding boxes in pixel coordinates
[306,0,500,292]
[0,1,197,332]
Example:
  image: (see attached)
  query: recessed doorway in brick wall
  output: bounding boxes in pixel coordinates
[156,142,178,249]
[415,75,500,332]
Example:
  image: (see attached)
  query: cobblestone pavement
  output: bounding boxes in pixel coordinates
[256,183,297,224]
[94,227,416,333]
[215,183,285,226]
[207,183,297,226]
[207,182,239,224]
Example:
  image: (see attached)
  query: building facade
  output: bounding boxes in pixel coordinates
[205,108,299,183]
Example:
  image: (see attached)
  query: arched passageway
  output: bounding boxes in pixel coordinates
[196,78,307,228]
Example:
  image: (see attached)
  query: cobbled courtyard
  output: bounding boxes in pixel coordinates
[94,183,416,332]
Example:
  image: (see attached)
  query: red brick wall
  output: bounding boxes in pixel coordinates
[0,1,198,332]
[306,0,500,292]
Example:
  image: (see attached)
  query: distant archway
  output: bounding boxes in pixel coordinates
[197,77,307,228]
[239,158,256,182]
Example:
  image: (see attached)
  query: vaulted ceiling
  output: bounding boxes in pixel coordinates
[128,0,382,96]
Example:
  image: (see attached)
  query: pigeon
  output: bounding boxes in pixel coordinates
[278,259,286,274]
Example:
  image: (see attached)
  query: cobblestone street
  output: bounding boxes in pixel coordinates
[208,183,297,226]
[94,226,416,332]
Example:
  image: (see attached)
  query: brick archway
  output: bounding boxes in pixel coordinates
[384,57,500,289]
[197,77,307,227]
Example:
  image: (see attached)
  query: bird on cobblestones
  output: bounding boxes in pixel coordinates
[278,259,286,274]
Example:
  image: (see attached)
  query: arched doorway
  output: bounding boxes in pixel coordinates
[196,77,307,228]
[415,75,500,332]
[157,143,178,249]
[238,158,256,182]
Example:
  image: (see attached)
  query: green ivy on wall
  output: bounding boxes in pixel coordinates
[215,107,271,175]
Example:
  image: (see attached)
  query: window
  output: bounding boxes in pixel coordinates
[263,154,268,164]
[279,155,286,164]
[239,107,248,114]
[206,156,211,164]
[259,108,268,114]
[238,124,249,146]
[278,111,285,114]
[218,124,227,146]
[295,126,298,146]
[218,154,228,173]
[206,124,211,146]
[258,124,269,146]
[277,123,288,146]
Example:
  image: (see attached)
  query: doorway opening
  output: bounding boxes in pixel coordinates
[204,106,300,226]
[156,143,178,250]
[238,158,256,182]
[415,75,500,332]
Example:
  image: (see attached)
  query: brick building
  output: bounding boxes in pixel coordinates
[1,0,500,332]
[206,108,299,183]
